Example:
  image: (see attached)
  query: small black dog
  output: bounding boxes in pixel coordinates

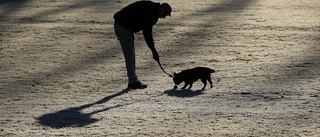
[173,67,215,90]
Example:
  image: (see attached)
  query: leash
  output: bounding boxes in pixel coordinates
[157,60,173,77]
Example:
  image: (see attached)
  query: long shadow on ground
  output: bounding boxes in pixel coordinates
[36,88,130,128]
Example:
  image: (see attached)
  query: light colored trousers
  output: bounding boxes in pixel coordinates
[114,22,139,83]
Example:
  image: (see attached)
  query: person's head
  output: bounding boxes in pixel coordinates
[158,3,172,18]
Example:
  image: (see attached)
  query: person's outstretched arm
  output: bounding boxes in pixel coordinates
[143,28,159,61]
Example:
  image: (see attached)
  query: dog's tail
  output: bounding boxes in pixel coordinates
[209,68,215,73]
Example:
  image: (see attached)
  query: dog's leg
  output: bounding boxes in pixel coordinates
[188,82,193,89]
[208,75,213,88]
[181,82,188,89]
[201,78,207,90]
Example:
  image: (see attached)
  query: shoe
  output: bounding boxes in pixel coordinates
[128,82,147,89]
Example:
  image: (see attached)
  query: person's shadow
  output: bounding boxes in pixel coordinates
[36,88,130,128]
[164,88,204,98]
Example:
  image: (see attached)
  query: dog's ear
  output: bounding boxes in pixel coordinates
[172,72,177,77]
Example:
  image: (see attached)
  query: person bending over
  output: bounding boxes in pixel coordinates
[114,1,172,89]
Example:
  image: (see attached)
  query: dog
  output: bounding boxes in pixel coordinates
[173,67,215,90]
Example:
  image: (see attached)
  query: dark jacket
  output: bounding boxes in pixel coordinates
[114,1,160,53]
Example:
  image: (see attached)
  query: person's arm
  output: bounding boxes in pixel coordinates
[143,28,159,61]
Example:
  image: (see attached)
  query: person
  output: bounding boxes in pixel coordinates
[114,1,172,89]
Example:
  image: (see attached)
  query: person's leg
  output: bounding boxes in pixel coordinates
[114,22,147,89]
[114,22,138,83]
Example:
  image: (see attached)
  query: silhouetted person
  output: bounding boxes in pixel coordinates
[114,1,172,89]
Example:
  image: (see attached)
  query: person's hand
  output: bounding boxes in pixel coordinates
[152,51,159,61]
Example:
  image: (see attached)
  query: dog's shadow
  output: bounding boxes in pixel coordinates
[164,88,204,98]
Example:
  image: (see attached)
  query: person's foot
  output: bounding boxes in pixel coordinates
[128,82,147,89]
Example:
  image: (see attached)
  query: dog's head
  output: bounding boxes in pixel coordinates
[172,72,183,85]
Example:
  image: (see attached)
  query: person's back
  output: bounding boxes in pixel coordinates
[114,1,159,33]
